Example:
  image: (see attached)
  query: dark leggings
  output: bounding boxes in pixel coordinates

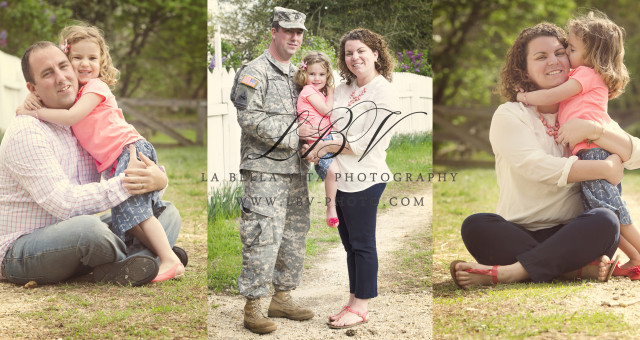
[336,183,386,299]
[461,208,620,282]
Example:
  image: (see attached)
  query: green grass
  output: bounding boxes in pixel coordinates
[208,132,432,291]
[148,128,199,145]
[208,218,243,291]
[389,229,432,290]
[432,166,636,338]
[380,132,432,210]
[208,182,243,223]
[4,144,208,339]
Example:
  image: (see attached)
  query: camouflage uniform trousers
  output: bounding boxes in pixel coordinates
[237,170,310,298]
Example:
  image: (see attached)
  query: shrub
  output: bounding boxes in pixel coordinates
[207,39,243,72]
[395,49,432,77]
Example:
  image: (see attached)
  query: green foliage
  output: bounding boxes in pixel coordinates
[433,0,576,106]
[1,0,206,100]
[207,39,242,72]
[0,0,72,56]
[217,0,431,65]
[251,31,338,69]
[208,182,243,223]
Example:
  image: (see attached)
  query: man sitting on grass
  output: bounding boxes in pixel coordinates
[0,41,186,286]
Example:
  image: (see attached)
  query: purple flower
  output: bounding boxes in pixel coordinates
[416,52,423,59]
[0,30,6,47]
[49,14,56,23]
[221,56,227,63]
[415,68,420,72]
[397,51,403,57]
[406,50,413,57]
[0,2,7,9]
[208,57,215,70]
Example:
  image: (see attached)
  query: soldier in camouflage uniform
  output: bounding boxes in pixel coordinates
[229,6,316,335]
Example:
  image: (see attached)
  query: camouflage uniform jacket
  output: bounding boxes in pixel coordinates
[230,50,309,175]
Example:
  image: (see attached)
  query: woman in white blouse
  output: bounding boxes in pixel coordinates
[450,22,638,289]
[303,28,397,328]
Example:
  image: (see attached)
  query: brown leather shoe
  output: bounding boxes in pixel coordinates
[268,290,314,321]
[244,298,277,334]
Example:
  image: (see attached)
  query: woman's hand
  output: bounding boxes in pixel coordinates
[122,145,168,194]
[557,118,599,149]
[604,153,624,186]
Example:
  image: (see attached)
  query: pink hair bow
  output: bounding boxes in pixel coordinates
[60,39,69,54]
[299,60,307,70]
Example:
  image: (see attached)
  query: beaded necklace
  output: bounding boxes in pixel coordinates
[538,112,559,139]
[347,86,367,106]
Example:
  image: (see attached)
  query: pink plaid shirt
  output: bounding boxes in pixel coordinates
[0,116,131,278]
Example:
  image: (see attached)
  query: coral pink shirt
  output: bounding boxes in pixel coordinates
[296,85,332,142]
[72,79,143,172]
[558,66,610,155]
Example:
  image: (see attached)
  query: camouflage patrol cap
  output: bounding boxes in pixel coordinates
[273,6,307,31]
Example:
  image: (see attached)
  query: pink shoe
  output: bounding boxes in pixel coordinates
[327,217,339,228]
[151,263,185,283]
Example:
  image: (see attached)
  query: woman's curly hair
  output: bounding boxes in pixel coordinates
[338,28,394,85]
[497,23,567,102]
[59,23,120,88]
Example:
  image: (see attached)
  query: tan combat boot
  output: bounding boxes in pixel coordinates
[267,290,314,321]
[244,298,277,334]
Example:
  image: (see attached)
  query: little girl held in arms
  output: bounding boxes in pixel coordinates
[294,52,341,228]
[516,11,640,278]
[18,24,184,283]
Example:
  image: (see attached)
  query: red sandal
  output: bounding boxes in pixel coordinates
[328,306,368,329]
[450,260,499,290]
[612,263,640,280]
[327,305,349,324]
[575,255,618,282]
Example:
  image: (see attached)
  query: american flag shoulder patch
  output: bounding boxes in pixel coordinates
[241,75,258,88]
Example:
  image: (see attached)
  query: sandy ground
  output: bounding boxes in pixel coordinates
[568,194,640,330]
[208,186,432,339]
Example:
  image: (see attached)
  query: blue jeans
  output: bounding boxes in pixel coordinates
[110,140,166,241]
[578,148,632,225]
[1,201,181,285]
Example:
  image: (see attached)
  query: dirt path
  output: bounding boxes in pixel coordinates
[208,186,432,339]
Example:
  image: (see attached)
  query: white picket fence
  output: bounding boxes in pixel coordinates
[207,67,432,192]
[0,50,28,133]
